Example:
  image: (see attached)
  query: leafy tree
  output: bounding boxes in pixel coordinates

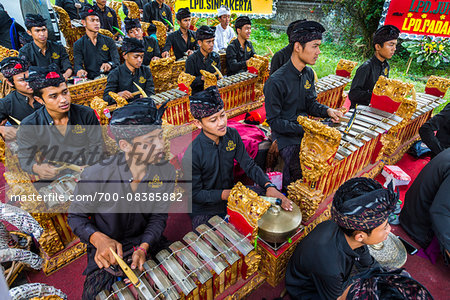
[323,0,385,57]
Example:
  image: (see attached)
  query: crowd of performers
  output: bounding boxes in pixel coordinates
[0,1,448,299]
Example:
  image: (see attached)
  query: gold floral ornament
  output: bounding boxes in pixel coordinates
[287,180,324,222]
[52,5,85,61]
[373,76,417,128]
[247,55,269,100]
[297,116,341,183]
[335,59,358,77]
[150,56,175,92]
[177,71,195,95]
[123,1,140,19]
[425,75,450,95]
[227,182,271,242]
[200,70,217,89]
[109,1,123,30]
[152,20,168,51]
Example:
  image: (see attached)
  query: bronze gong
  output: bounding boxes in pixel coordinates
[257,201,302,243]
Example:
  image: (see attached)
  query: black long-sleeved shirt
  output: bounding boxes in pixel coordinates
[19,40,72,73]
[419,103,450,156]
[142,1,172,26]
[182,128,270,216]
[103,63,155,104]
[55,0,85,20]
[92,4,119,35]
[400,148,450,251]
[73,34,120,79]
[142,35,160,66]
[286,220,381,300]
[226,38,255,76]
[269,44,292,75]
[68,152,174,275]
[16,104,103,174]
[185,49,221,94]
[264,60,329,150]
[349,56,390,108]
[0,91,42,124]
[162,29,197,60]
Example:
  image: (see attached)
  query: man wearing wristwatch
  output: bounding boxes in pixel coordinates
[182,86,293,229]
[73,6,120,80]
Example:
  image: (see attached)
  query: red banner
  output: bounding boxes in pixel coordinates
[381,0,450,39]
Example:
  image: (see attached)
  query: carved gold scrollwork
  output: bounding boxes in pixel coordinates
[200,70,218,90]
[287,181,324,222]
[227,182,271,241]
[297,116,341,183]
[336,59,358,74]
[150,56,175,93]
[177,71,196,95]
[123,1,140,19]
[426,75,450,95]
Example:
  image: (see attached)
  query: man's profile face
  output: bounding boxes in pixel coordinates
[296,39,322,66]
[125,52,144,69]
[28,26,48,44]
[128,27,143,40]
[195,108,227,138]
[360,219,391,245]
[377,39,397,60]
[82,16,101,32]
[238,24,251,40]
[11,71,33,95]
[38,82,71,114]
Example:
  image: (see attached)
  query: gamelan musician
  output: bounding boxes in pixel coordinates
[182,86,293,229]
[68,99,174,299]
[264,20,343,191]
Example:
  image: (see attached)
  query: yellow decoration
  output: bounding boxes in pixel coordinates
[226,140,236,151]
[101,44,109,51]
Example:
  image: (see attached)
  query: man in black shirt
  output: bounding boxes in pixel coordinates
[400,148,450,260]
[269,19,303,75]
[124,17,160,65]
[185,26,221,95]
[103,38,155,104]
[92,0,119,36]
[226,16,255,76]
[19,14,72,80]
[264,21,342,191]
[17,65,102,181]
[419,103,450,157]
[161,7,197,60]
[286,177,394,299]
[73,7,120,79]
[182,86,292,228]
[143,0,173,29]
[68,99,173,300]
[349,25,400,108]
[55,0,85,20]
[0,57,42,140]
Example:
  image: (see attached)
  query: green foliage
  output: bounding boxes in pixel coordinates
[322,0,385,57]
[403,37,450,68]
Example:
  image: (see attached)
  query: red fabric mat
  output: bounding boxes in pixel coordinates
[23,151,448,299]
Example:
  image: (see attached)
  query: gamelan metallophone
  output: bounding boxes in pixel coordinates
[95,216,257,300]
[288,106,403,222]
[391,90,448,153]
[313,106,402,199]
[314,59,358,109]
[150,72,258,127]
[315,74,352,109]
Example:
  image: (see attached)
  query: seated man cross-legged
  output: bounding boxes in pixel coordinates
[182,86,292,229]
[68,99,175,299]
